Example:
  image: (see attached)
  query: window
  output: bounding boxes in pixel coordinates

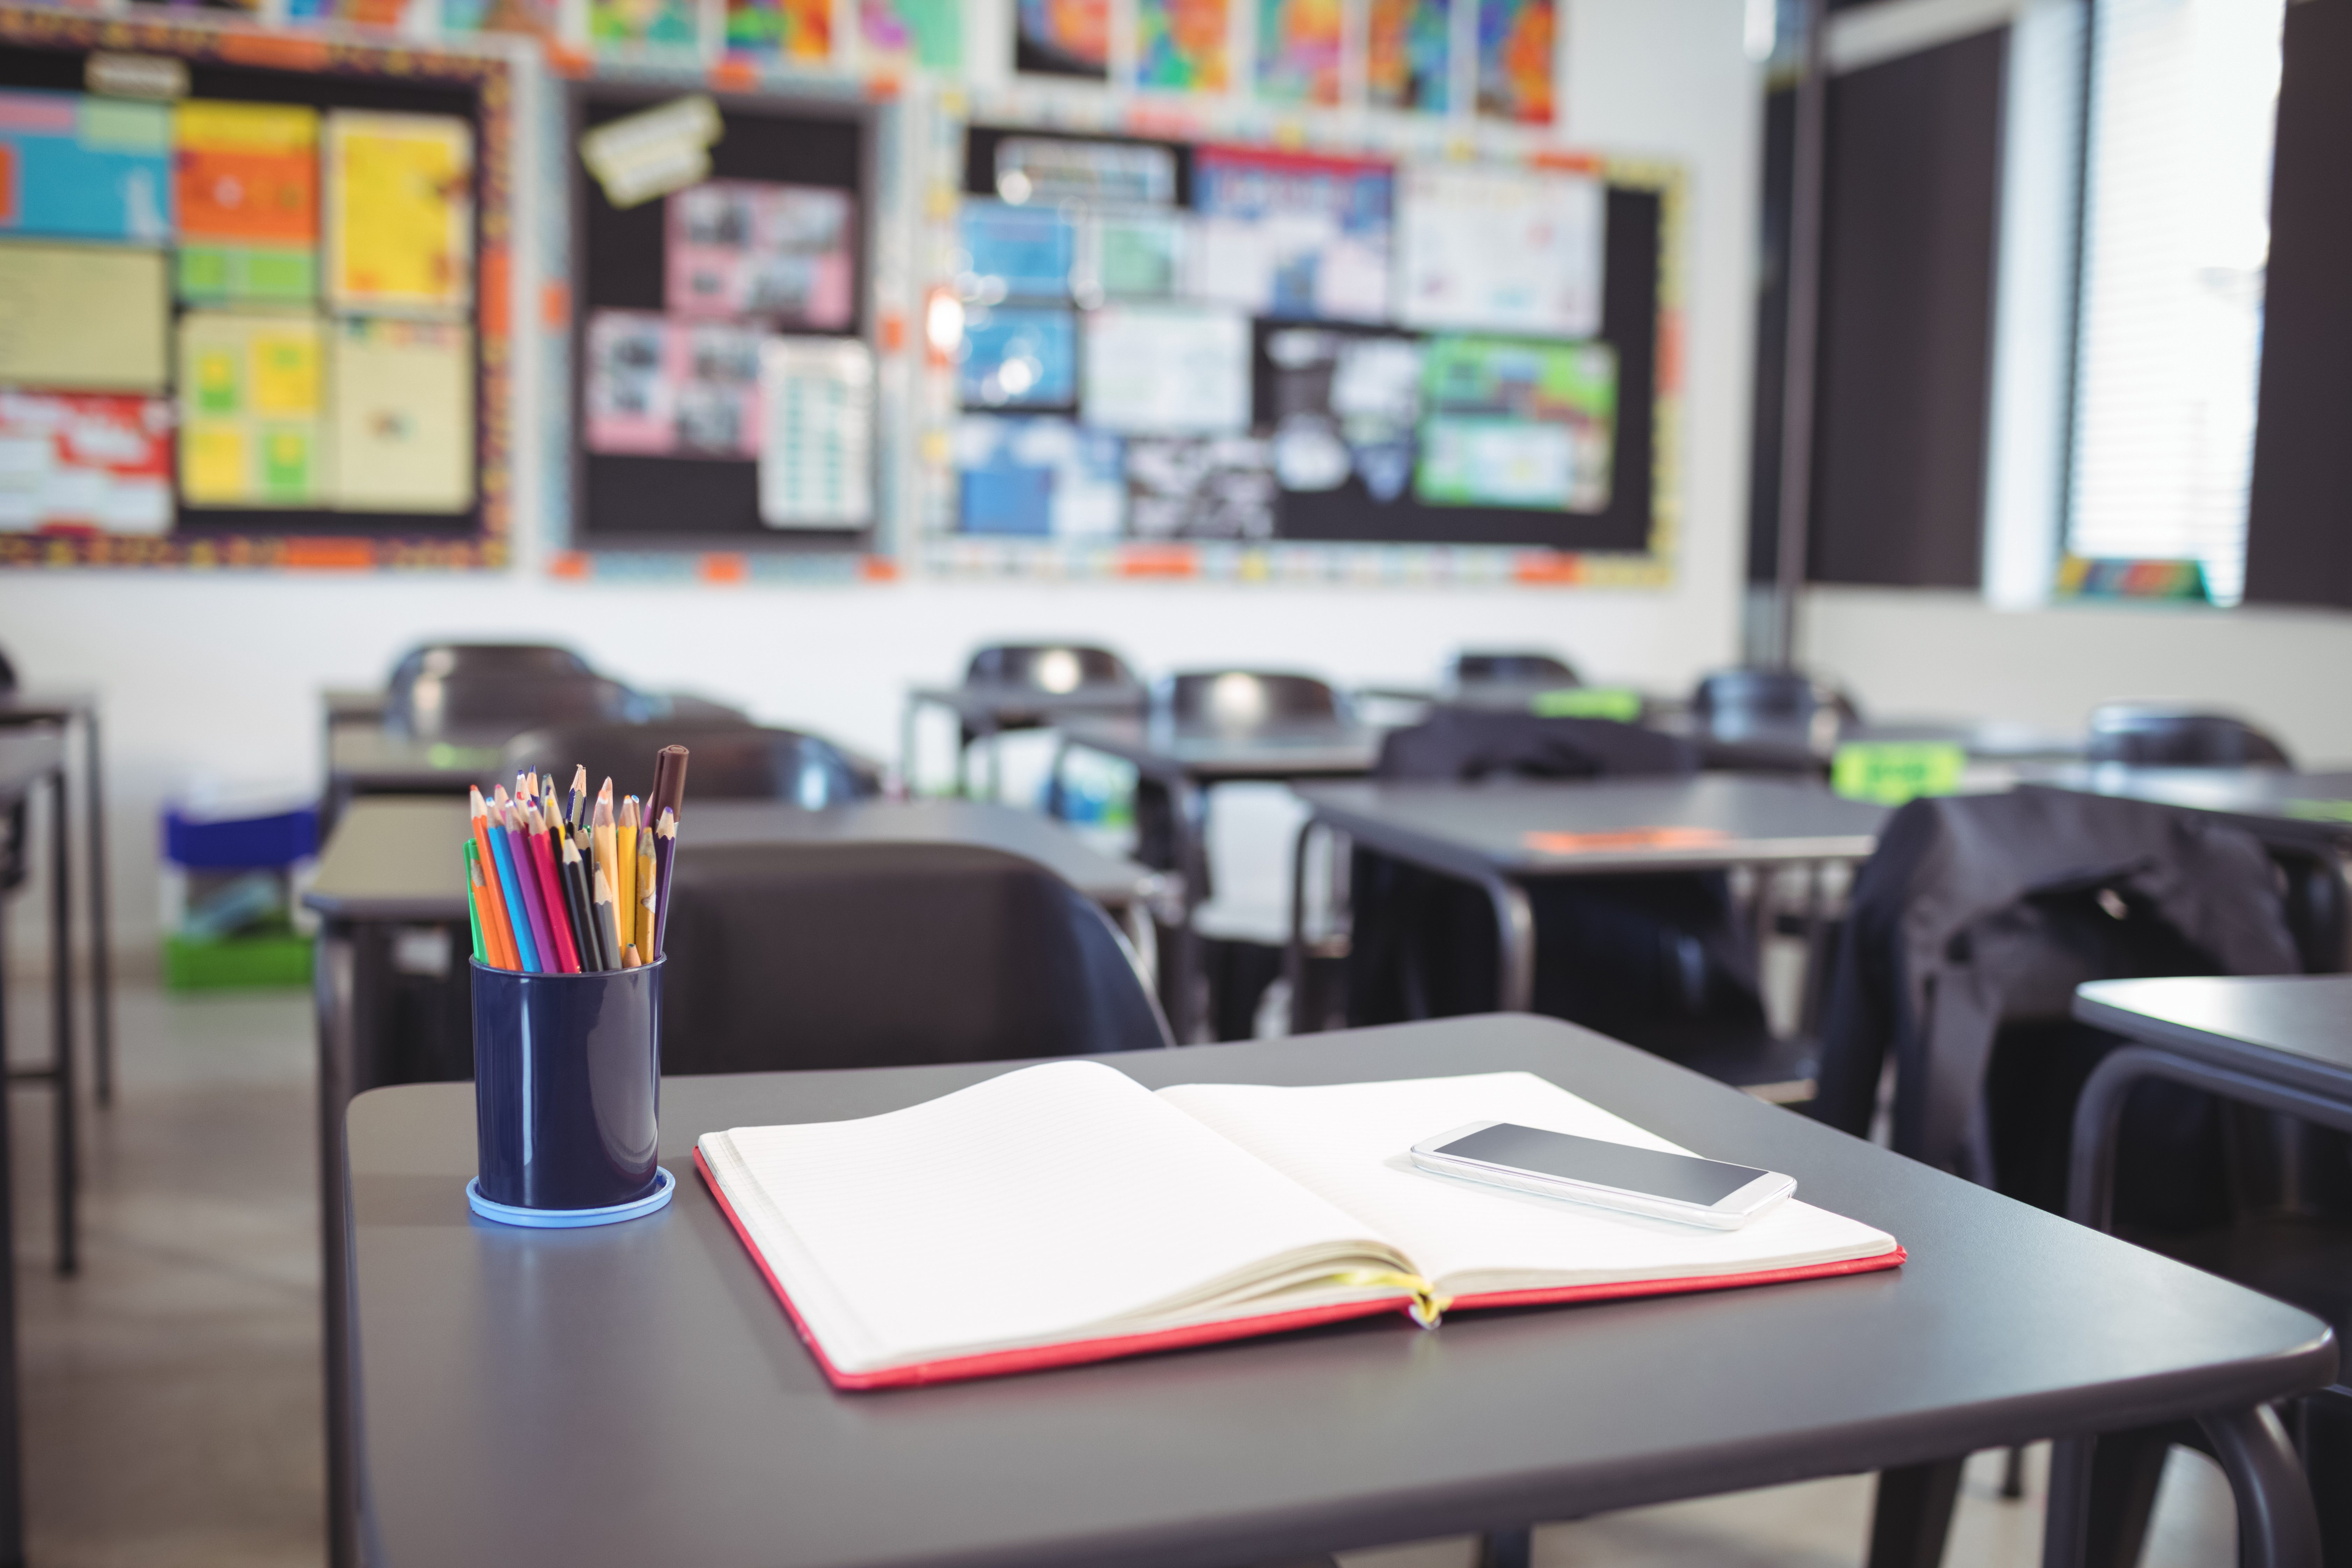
[2065,0,2285,604]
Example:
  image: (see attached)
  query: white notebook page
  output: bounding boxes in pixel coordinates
[1158,1073,1897,1295]
[704,1060,1406,1372]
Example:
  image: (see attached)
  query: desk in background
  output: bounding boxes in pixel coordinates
[0,691,112,1104]
[1289,777,1888,1080]
[902,681,1147,799]
[1051,715,1384,1043]
[345,1014,2333,1568]
[304,793,1158,1567]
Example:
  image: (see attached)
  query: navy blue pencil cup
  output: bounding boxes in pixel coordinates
[467,958,674,1228]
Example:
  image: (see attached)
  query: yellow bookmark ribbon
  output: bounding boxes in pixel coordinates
[1338,1269,1452,1328]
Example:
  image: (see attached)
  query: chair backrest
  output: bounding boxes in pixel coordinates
[388,642,593,686]
[658,840,1172,1073]
[1449,651,1579,690]
[1161,670,1342,729]
[964,644,1135,692]
[2085,705,2294,768]
[0,644,16,693]
[503,723,879,807]
[1689,667,1858,728]
[1377,709,1696,783]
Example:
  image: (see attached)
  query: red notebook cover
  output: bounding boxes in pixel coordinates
[692,1150,1906,1392]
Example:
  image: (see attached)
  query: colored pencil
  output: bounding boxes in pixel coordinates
[652,807,678,959]
[592,782,619,927]
[649,744,689,827]
[622,943,642,969]
[485,791,543,973]
[568,764,587,831]
[561,834,604,970]
[468,788,519,971]
[635,827,656,959]
[528,799,581,973]
[615,795,638,950]
[463,842,488,962]
[496,787,558,976]
[593,863,624,971]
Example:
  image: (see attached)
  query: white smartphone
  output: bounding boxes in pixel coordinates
[1408,1120,1795,1230]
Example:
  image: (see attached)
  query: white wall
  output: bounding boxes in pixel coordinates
[1799,586,2352,765]
[0,0,1764,955]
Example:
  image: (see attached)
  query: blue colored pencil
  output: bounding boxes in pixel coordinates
[484,790,544,973]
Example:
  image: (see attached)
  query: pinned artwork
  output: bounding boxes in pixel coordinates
[0,90,172,244]
[1262,325,1423,502]
[1396,163,1603,338]
[1126,435,1276,538]
[0,240,170,392]
[1415,335,1614,511]
[174,100,320,305]
[1367,0,1450,111]
[958,200,1077,301]
[1255,0,1343,105]
[325,111,473,317]
[580,96,721,210]
[0,391,173,535]
[857,0,963,71]
[1082,304,1250,434]
[993,138,1177,208]
[1476,0,1554,125]
[332,316,473,512]
[1135,0,1228,90]
[1015,0,1109,78]
[583,311,768,458]
[726,0,833,58]
[758,336,872,527]
[958,306,1077,408]
[1190,148,1391,323]
[666,181,856,330]
[176,310,328,507]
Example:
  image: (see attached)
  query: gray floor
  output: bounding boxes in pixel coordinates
[6,980,2236,1567]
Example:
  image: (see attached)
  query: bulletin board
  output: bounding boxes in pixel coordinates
[917,93,1684,590]
[0,6,516,570]
[564,80,884,561]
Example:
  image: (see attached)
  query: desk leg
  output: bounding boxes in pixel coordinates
[2204,1405,2322,1568]
[1866,1457,1963,1568]
[1170,780,1208,1044]
[1044,739,1073,821]
[1286,818,1319,1035]
[0,906,23,1568]
[898,697,918,797]
[1479,874,1535,1014]
[316,928,360,1568]
[81,709,111,1108]
[1474,1528,1531,1568]
[47,771,75,1277]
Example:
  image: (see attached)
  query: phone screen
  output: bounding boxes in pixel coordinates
[1435,1124,1767,1206]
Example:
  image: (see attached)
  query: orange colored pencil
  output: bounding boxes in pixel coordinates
[468,787,518,970]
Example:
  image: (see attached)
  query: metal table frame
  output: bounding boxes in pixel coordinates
[0,693,111,1107]
[901,683,1147,802]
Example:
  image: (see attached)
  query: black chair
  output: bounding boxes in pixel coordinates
[658,840,1172,1073]
[503,723,880,807]
[1341,710,1801,1091]
[0,646,20,893]
[1811,788,2326,1553]
[390,647,629,740]
[1161,670,1343,729]
[1447,651,1580,692]
[2084,703,2294,768]
[1689,667,1859,730]
[388,642,593,686]
[967,643,1136,694]
[950,643,1143,802]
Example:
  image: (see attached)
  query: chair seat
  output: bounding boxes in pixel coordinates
[1632,1017,1820,1106]
[2135,1211,2352,1341]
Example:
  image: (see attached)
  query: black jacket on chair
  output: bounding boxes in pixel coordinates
[1811,790,2301,1227]
[658,840,1171,1074]
[1345,711,1768,1061]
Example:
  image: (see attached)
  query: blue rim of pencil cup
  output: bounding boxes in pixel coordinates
[466,1166,676,1228]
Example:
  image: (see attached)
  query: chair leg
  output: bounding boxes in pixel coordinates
[2046,1427,2177,1568]
[1475,1527,1532,1568]
[2000,1444,2026,1500]
[1865,1458,1963,1568]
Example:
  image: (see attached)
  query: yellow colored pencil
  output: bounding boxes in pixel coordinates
[615,794,638,948]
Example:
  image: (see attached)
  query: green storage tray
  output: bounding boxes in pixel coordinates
[162,932,314,991]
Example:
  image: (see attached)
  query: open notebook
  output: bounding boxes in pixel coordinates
[696,1064,1903,1390]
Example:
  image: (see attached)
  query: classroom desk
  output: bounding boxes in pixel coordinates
[1051,715,1384,1042]
[0,733,84,1568]
[0,690,112,1105]
[344,1014,2334,1568]
[305,793,1158,1568]
[1289,776,1888,1023]
[901,681,1147,799]
[1656,714,2087,774]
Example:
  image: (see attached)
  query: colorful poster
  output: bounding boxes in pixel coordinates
[332,317,473,513]
[1415,335,1614,511]
[1191,148,1391,322]
[0,241,169,392]
[439,0,556,35]
[993,138,1176,207]
[1135,0,1228,89]
[1396,162,1603,337]
[958,201,1075,300]
[1368,0,1449,111]
[1082,304,1250,434]
[1076,210,1185,301]
[325,112,473,317]
[583,312,768,457]
[958,306,1076,408]
[1256,0,1342,105]
[285,0,425,25]
[176,311,328,507]
[0,91,171,244]
[953,416,1123,537]
[1126,435,1275,537]
[580,96,719,210]
[0,392,173,534]
[666,181,855,329]
[1477,0,1554,124]
[727,0,832,61]
[174,101,319,306]
[857,0,962,70]
[758,336,872,527]
[590,0,702,49]
[1015,0,1108,77]
[1262,325,1422,501]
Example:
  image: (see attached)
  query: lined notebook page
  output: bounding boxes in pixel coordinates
[702,1060,1405,1373]
[1158,1073,1897,1296]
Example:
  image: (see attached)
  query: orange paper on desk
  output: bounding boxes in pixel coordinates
[1524,826,1730,856]
[697,1064,1902,1389]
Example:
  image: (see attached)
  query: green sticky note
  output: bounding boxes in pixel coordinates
[2286,800,2352,824]
[1832,741,1967,806]
[259,426,313,497]
[1530,687,1643,722]
[427,743,505,770]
